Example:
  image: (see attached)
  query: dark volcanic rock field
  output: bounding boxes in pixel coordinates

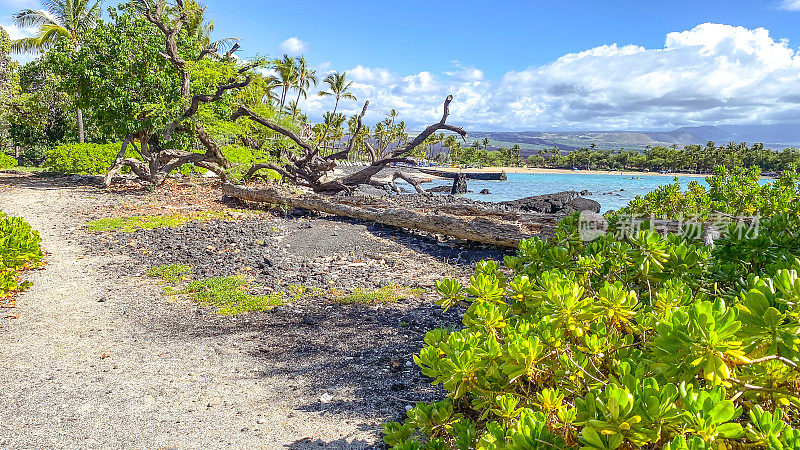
[86,211,511,429]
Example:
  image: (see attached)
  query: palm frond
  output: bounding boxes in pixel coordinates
[208,37,239,54]
[12,9,56,28]
[38,22,71,44]
[40,0,67,19]
[76,0,103,32]
[9,37,42,54]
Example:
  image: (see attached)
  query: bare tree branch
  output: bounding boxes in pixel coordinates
[164,76,252,140]
[392,171,426,194]
[232,107,314,154]
[234,95,466,194]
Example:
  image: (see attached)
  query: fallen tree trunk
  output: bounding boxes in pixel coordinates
[222,183,559,247]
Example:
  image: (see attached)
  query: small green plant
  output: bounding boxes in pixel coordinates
[334,284,423,305]
[147,264,192,283]
[0,211,43,297]
[286,284,327,301]
[172,276,284,315]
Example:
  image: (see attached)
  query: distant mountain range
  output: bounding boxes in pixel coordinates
[468,124,800,155]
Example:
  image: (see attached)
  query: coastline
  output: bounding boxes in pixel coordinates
[429,166,711,178]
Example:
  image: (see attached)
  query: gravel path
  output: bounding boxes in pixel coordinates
[0,176,393,448]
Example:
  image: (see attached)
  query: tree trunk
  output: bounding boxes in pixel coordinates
[76,108,85,143]
[293,89,303,118]
[221,183,557,247]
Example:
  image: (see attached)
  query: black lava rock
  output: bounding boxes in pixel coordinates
[500,191,600,214]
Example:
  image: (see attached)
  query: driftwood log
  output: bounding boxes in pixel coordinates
[222,183,559,247]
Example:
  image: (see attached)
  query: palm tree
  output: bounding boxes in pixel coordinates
[183,0,238,56]
[285,100,301,119]
[10,0,102,143]
[321,111,345,151]
[387,108,398,127]
[291,56,317,119]
[271,54,297,111]
[318,71,356,117]
[317,71,356,144]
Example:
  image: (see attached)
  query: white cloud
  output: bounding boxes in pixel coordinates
[349,65,397,86]
[0,22,36,40]
[278,37,308,55]
[779,0,800,11]
[445,62,485,82]
[300,23,800,131]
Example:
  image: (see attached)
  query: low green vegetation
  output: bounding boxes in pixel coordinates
[85,210,234,232]
[147,265,285,315]
[385,167,800,449]
[44,143,131,174]
[0,152,17,169]
[221,145,282,182]
[617,165,800,220]
[334,284,423,305]
[286,284,326,301]
[10,166,46,172]
[146,264,192,283]
[172,276,284,316]
[0,211,43,297]
[41,142,282,179]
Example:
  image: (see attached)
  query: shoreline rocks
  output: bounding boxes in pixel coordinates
[499,190,601,214]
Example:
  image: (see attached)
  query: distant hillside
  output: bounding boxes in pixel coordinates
[467,124,800,155]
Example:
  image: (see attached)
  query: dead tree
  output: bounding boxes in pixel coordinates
[222,183,559,247]
[104,0,253,187]
[231,95,467,193]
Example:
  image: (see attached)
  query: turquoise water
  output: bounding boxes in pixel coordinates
[421,172,710,212]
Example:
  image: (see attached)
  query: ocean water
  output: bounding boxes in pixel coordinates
[420,172,710,212]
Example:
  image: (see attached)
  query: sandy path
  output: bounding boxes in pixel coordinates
[0,179,378,448]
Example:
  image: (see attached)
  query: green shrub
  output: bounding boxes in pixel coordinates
[0,153,18,169]
[0,211,43,297]
[222,145,281,182]
[44,142,130,174]
[44,142,283,178]
[614,165,800,221]
[386,167,800,449]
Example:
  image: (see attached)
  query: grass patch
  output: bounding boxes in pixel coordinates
[171,276,284,316]
[147,264,192,283]
[286,284,326,301]
[333,284,424,305]
[85,210,234,232]
[3,166,45,172]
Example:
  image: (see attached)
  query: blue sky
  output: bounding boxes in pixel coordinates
[4,0,800,130]
[197,0,800,78]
